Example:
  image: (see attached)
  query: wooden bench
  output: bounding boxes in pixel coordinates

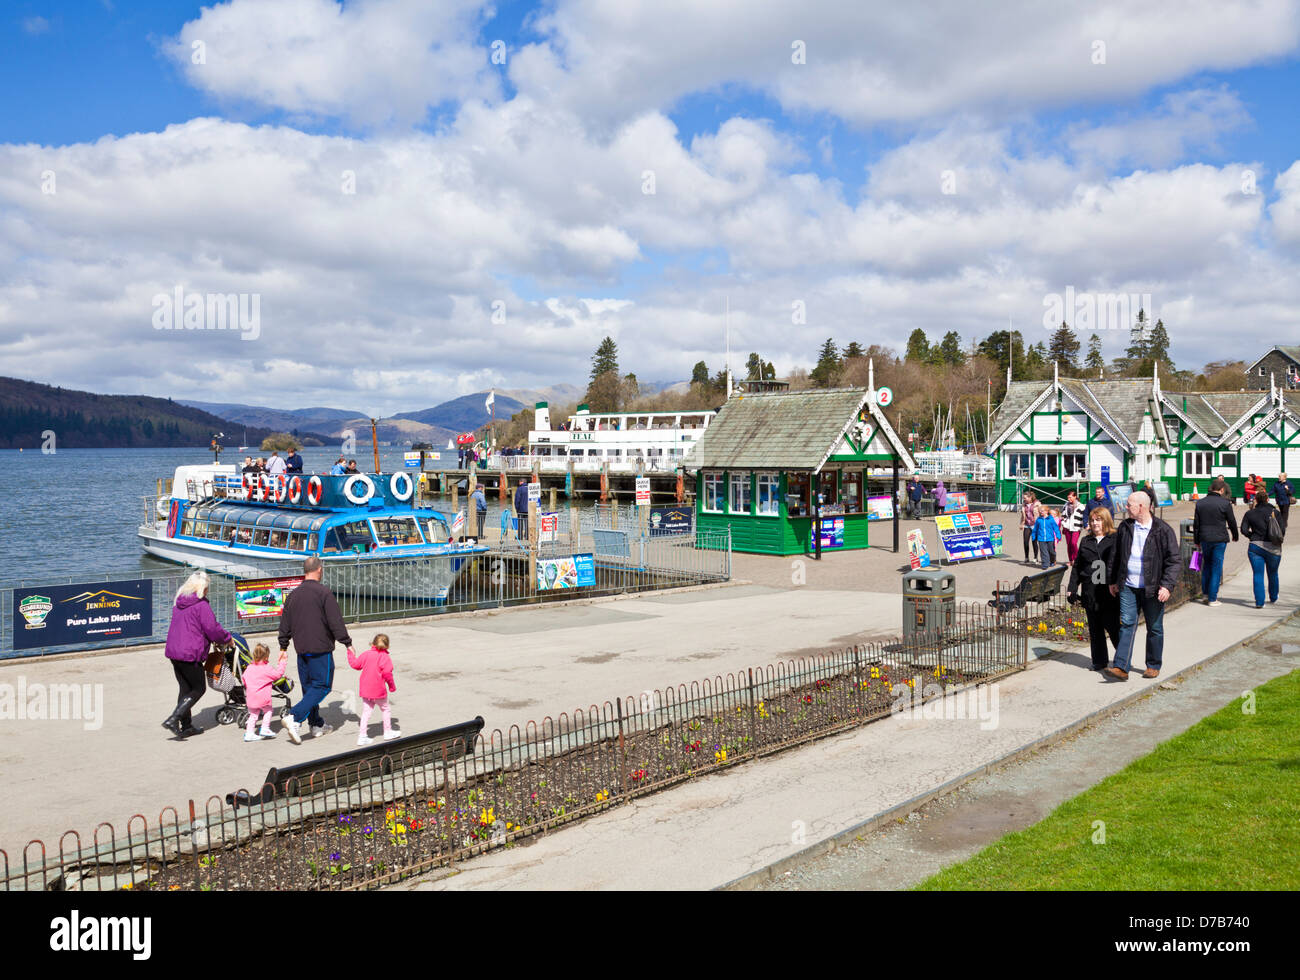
[988,565,1067,612]
[227,716,486,807]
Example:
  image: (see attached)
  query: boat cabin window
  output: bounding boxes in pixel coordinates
[289,532,307,551]
[269,531,289,549]
[308,533,319,552]
[372,517,422,546]
[324,521,376,553]
[181,518,195,536]
[253,529,271,547]
[222,525,236,542]
[424,517,451,543]
[206,522,224,540]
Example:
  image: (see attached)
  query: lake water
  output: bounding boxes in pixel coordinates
[0,447,468,582]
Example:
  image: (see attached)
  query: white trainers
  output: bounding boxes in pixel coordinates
[283,716,302,744]
[382,730,402,740]
[310,724,333,739]
[243,732,261,742]
[259,729,276,739]
[357,735,373,746]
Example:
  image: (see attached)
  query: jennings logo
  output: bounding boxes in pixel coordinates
[61,590,144,611]
[19,595,52,630]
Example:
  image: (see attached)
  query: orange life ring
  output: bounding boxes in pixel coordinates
[242,472,255,497]
[272,474,289,503]
[257,474,271,501]
[307,475,323,505]
[288,475,304,504]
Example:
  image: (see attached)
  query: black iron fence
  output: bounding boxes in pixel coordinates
[2,600,1026,891]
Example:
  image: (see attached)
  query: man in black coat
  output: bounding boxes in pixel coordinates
[1106,490,1181,680]
[278,556,354,743]
[1192,477,1238,605]
[1272,472,1293,532]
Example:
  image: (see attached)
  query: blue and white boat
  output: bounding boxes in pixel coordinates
[139,464,486,599]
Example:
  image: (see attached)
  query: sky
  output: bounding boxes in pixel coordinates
[2,0,1299,415]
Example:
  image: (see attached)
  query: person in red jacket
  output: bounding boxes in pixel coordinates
[161,570,232,738]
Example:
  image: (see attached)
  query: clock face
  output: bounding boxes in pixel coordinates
[877,387,894,407]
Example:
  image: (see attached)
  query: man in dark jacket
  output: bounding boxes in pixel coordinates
[278,556,353,743]
[285,448,304,474]
[514,479,532,540]
[906,476,926,519]
[1192,477,1238,605]
[1106,491,1181,680]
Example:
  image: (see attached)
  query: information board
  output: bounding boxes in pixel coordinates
[907,529,931,569]
[867,495,895,520]
[12,579,154,650]
[537,553,597,591]
[1152,481,1174,507]
[989,523,1005,557]
[635,477,651,505]
[942,492,969,513]
[817,517,845,550]
[235,575,304,620]
[1110,484,1132,517]
[650,506,693,535]
[934,512,996,563]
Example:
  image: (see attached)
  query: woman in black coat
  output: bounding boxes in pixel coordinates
[1068,506,1121,671]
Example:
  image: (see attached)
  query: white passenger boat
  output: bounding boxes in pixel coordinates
[139,465,487,599]
[523,402,716,473]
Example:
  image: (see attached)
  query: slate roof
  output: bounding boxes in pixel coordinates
[986,382,1051,449]
[988,378,1156,450]
[685,388,898,470]
[1244,346,1300,373]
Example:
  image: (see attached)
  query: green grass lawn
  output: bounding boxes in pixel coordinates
[918,668,1300,890]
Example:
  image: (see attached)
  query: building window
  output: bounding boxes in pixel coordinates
[1062,453,1087,479]
[1164,422,1179,446]
[841,471,862,514]
[1259,366,1266,376]
[1007,453,1030,478]
[1218,452,1238,468]
[1185,451,1213,477]
[730,472,752,515]
[1034,453,1058,479]
[786,473,811,517]
[756,473,780,516]
[704,472,724,512]
[817,470,838,505]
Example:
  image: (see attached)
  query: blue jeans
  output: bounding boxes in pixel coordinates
[1038,542,1056,568]
[1199,541,1227,601]
[292,651,335,727]
[1114,585,1165,674]
[1247,544,1281,606]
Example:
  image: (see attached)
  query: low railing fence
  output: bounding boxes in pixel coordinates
[1,529,732,660]
[2,602,1027,891]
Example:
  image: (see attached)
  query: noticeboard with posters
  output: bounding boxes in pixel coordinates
[1152,481,1174,507]
[867,495,895,520]
[537,553,597,591]
[235,576,305,620]
[817,517,845,549]
[942,491,969,513]
[1109,483,1132,517]
[934,512,996,563]
[12,579,154,650]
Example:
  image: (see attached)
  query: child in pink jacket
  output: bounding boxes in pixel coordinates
[348,633,399,745]
[242,643,288,742]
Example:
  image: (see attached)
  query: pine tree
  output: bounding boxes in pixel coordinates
[1125,309,1148,362]
[1084,334,1104,372]
[691,361,710,386]
[810,339,840,387]
[904,328,930,363]
[1047,322,1081,372]
[745,352,763,380]
[936,331,966,366]
[977,330,1026,379]
[1146,319,1173,368]
[842,341,865,360]
[589,337,619,383]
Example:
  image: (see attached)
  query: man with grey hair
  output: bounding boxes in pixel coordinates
[1106,490,1181,680]
[278,556,353,743]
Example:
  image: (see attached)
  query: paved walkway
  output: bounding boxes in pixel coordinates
[397,534,1297,891]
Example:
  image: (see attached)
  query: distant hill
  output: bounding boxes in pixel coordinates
[0,376,330,450]
[395,391,525,432]
[180,400,365,437]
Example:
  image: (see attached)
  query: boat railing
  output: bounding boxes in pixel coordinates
[481,453,682,474]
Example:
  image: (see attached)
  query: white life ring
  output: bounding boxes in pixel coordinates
[272,474,289,503]
[389,472,414,501]
[255,474,270,501]
[343,473,376,505]
[287,475,304,504]
[306,475,323,505]
[242,473,255,498]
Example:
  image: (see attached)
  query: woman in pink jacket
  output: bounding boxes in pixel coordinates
[348,633,400,745]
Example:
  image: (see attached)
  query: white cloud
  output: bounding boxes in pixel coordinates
[22,16,50,35]
[1270,162,1300,245]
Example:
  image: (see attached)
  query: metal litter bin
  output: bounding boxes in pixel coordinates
[1180,518,1201,598]
[903,568,956,644]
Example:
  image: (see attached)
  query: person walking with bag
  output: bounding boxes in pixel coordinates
[1193,477,1238,606]
[278,556,354,744]
[161,570,232,738]
[1106,491,1181,681]
[1241,490,1285,608]
[1068,507,1121,671]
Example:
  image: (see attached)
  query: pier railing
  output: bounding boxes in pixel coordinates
[1,600,1026,892]
[0,527,731,660]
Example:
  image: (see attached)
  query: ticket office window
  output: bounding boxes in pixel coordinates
[841,472,862,514]
[786,473,811,517]
[756,472,780,516]
[817,471,838,506]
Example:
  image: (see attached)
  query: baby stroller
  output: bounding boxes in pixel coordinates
[205,631,295,727]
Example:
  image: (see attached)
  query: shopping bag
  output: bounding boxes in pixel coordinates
[1189,549,1201,572]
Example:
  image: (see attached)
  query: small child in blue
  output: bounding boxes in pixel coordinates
[1032,504,1061,568]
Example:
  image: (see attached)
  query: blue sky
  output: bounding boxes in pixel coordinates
[3,1,1300,412]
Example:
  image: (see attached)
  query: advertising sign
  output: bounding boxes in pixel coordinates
[538,513,558,543]
[12,579,153,650]
[635,477,651,505]
[537,553,597,591]
[650,506,693,536]
[989,523,1005,557]
[942,491,969,514]
[1152,480,1174,507]
[906,529,931,570]
[866,495,895,521]
[817,517,845,550]
[404,451,422,468]
[1109,483,1132,517]
[934,512,996,563]
[234,575,304,620]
